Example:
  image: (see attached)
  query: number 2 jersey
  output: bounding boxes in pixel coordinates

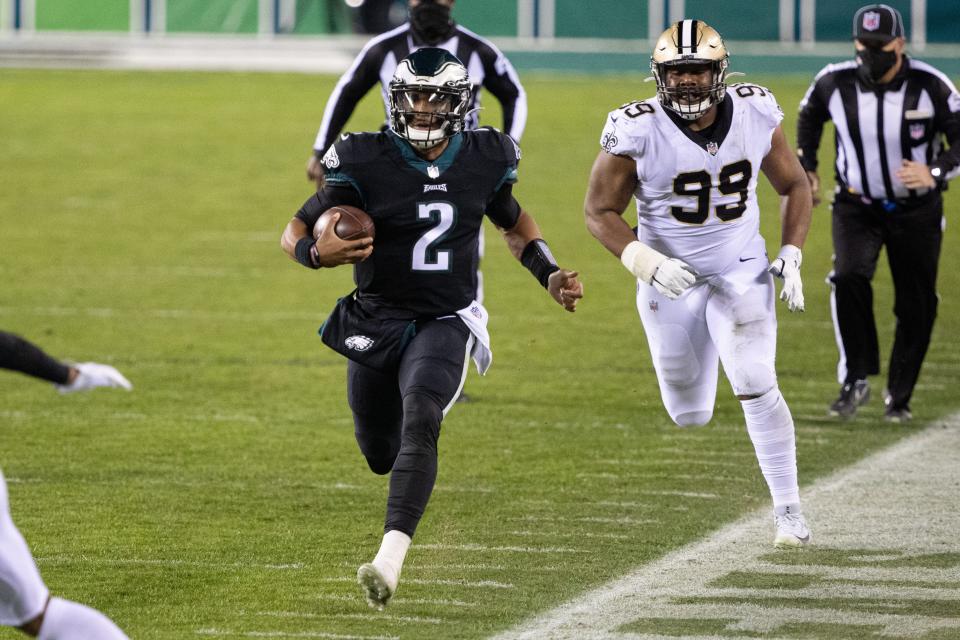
[298,128,522,318]
[599,84,784,277]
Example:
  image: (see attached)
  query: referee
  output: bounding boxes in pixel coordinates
[305,0,527,184]
[797,3,960,422]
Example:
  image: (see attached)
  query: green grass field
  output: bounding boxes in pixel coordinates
[0,69,958,639]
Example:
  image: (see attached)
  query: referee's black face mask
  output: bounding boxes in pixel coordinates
[411,1,454,45]
[856,43,899,84]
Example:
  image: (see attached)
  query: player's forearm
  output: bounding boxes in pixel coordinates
[281,218,310,261]
[501,210,542,260]
[585,208,637,259]
[779,179,812,249]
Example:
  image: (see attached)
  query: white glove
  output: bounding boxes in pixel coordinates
[650,258,698,299]
[56,363,133,394]
[768,244,805,312]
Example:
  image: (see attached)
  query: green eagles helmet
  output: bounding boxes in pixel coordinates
[389,47,472,150]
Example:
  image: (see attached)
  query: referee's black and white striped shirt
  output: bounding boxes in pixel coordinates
[313,23,527,155]
[797,57,960,202]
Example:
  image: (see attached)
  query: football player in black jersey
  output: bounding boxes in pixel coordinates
[281,48,582,610]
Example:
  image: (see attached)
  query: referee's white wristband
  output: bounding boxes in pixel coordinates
[620,240,667,283]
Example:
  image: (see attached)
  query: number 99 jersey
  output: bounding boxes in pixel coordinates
[599,84,784,277]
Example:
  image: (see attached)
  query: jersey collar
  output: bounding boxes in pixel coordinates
[388,130,463,179]
[663,96,734,154]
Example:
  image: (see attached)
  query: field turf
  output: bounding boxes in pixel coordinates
[0,69,957,639]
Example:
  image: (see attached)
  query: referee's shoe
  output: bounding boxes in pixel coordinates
[828,379,870,418]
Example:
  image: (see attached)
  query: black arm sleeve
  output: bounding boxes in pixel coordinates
[478,45,524,140]
[485,182,521,229]
[294,183,365,231]
[796,77,832,172]
[930,78,960,178]
[0,331,70,384]
[315,48,387,153]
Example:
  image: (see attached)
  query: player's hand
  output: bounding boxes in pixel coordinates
[805,171,821,207]
[896,160,936,189]
[306,155,323,186]
[314,212,374,267]
[768,244,805,312]
[548,269,583,312]
[651,258,697,299]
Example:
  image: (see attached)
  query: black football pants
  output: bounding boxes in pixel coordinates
[346,317,471,537]
[0,331,71,384]
[829,195,942,409]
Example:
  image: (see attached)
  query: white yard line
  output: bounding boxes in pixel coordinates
[196,630,397,640]
[494,416,960,640]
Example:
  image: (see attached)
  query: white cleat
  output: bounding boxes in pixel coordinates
[773,512,811,548]
[357,561,398,610]
[56,362,133,394]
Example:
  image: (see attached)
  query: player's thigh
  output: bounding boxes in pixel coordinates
[707,269,778,397]
[0,472,48,627]
[347,360,402,435]
[398,318,471,413]
[638,284,719,424]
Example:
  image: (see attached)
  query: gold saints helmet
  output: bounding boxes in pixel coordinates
[651,19,729,120]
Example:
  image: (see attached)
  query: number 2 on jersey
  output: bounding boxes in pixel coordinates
[412,202,456,271]
[671,159,752,225]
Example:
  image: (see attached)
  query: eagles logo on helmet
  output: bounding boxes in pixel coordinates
[651,20,730,121]
[389,47,472,150]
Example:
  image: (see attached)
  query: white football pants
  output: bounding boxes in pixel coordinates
[637,256,778,426]
[0,468,49,627]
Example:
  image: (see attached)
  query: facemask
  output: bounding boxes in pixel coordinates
[856,47,898,84]
[411,2,453,45]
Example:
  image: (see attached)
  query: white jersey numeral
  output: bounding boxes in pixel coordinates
[412,202,456,271]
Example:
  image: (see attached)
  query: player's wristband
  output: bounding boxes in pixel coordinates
[620,240,667,284]
[295,236,321,269]
[520,239,560,288]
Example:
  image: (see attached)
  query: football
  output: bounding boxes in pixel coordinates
[313,205,375,241]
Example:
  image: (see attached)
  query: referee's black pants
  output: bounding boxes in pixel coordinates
[829,194,942,410]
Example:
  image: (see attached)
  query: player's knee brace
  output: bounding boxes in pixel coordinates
[656,325,700,387]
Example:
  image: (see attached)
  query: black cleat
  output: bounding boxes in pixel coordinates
[883,394,912,423]
[828,379,870,418]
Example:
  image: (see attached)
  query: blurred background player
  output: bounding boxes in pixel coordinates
[0,331,132,393]
[797,3,960,422]
[307,0,527,181]
[282,48,581,609]
[584,20,813,548]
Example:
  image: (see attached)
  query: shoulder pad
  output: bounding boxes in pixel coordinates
[322,132,384,175]
[469,128,521,167]
[599,100,658,156]
[729,83,783,128]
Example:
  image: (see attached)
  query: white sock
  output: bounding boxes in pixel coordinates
[37,597,128,640]
[741,387,801,508]
[372,530,411,585]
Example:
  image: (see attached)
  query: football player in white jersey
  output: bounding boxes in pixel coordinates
[1,469,128,638]
[584,20,813,548]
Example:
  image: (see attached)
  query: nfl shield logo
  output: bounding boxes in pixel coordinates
[649,300,659,311]
[706,141,719,156]
[910,123,925,140]
[862,11,881,31]
[427,165,440,179]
